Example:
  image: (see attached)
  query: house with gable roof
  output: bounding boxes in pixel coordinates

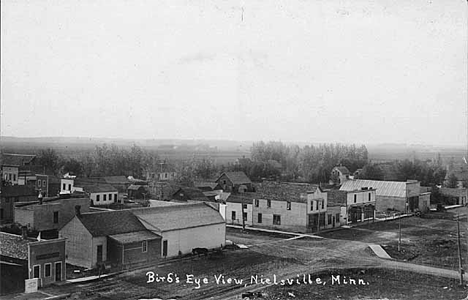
[133,203,225,258]
[215,171,254,193]
[331,166,351,185]
[59,207,161,269]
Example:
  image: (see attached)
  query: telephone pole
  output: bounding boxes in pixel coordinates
[457,214,464,285]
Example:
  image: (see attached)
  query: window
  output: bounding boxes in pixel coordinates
[368,193,371,201]
[286,201,291,210]
[243,212,247,221]
[142,241,148,253]
[62,183,66,190]
[231,211,236,220]
[38,180,42,187]
[328,214,332,225]
[43,180,46,187]
[242,204,247,209]
[45,263,52,277]
[354,194,357,203]
[109,194,112,201]
[53,211,59,224]
[114,194,118,201]
[13,174,16,181]
[258,213,262,223]
[96,195,100,202]
[321,200,324,210]
[315,201,318,211]
[255,199,259,207]
[273,214,281,225]
[103,194,107,201]
[267,200,271,208]
[68,184,71,191]
[33,265,40,279]
[8,174,12,181]
[336,213,340,222]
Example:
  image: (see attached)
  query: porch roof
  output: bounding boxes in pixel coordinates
[109,231,160,244]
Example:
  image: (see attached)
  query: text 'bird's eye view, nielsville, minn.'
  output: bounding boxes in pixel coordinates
[0,1,467,300]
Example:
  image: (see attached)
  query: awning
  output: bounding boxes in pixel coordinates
[109,231,160,244]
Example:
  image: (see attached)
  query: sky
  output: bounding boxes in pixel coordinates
[1,0,467,146]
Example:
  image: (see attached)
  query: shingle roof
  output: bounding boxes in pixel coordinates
[173,187,210,201]
[340,179,408,198]
[217,172,252,185]
[128,184,146,191]
[0,233,29,260]
[333,166,350,175]
[255,182,312,203]
[133,203,224,232]
[78,210,148,237]
[1,153,36,166]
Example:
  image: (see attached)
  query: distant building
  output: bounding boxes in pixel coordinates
[215,172,254,193]
[340,179,427,213]
[328,188,376,224]
[15,197,91,232]
[128,184,150,200]
[60,177,118,206]
[0,185,37,224]
[1,154,37,185]
[330,166,351,185]
[172,187,210,202]
[439,188,468,206]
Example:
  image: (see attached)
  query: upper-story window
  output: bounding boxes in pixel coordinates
[286,201,291,210]
[368,193,371,201]
[321,200,324,209]
[354,194,357,203]
[267,200,271,208]
[38,180,42,187]
[255,199,259,207]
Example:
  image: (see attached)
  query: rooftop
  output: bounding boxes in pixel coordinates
[225,193,258,204]
[256,181,313,203]
[333,166,350,175]
[173,187,210,202]
[78,210,148,237]
[340,179,414,198]
[216,172,252,185]
[0,232,30,260]
[133,203,224,232]
[2,153,36,167]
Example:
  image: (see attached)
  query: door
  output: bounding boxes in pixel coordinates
[332,216,335,228]
[97,245,103,263]
[162,240,168,257]
[55,262,62,281]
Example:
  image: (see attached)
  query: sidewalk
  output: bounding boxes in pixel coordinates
[227,224,323,239]
[368,243,392,259]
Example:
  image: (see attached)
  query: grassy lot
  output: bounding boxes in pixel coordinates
[320,209,468,270]
[248,268,468,300]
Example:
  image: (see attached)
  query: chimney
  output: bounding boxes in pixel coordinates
[21,226,27,239]
[75,205,81,218]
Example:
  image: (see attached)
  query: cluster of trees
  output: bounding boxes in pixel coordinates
[37,144,159,179]
[235,141,369,183]
[357,159,447,187]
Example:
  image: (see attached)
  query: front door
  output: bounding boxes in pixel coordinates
[97,245,103,263]
[162,240,168,257]
[55,262,62,281]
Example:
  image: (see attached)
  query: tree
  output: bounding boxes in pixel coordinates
[62,158,84,176]
[446,173,459,188]
[37,148,61,175]
[359,164,384,181]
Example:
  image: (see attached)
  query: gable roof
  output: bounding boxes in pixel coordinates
[133,203,224,232]
[194,181,222,191]
[340,179,408,198]
[216,172,252,185]
[173,187,210,201]
[2,153,36,167]
[128,184,146,191]
[255,182,312,203]
[78,210,147,237]
[333,166,350,175]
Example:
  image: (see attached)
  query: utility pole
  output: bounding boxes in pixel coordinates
[457,214,464,285]
[398,214,402,252]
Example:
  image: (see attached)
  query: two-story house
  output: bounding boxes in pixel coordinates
[328,187,376,224]
[215,172,254,193]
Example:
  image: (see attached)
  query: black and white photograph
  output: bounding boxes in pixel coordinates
[0,0,467,299]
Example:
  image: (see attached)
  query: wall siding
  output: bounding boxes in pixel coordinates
[59,217,94,269]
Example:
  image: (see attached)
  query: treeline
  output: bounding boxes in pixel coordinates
[229,141,369,183]
[357,160,447,187]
